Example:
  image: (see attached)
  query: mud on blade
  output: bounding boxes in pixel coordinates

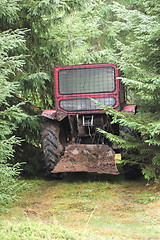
[52,144,119,175]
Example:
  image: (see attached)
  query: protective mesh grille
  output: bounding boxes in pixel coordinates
[59,97,116,112]
[58,67,115,94]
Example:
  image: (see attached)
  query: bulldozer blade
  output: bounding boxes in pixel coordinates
[52,144,119,175]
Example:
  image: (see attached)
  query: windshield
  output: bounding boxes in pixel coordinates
[58,66,115,94]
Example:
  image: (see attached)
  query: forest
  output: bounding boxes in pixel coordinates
[0,0,160,207]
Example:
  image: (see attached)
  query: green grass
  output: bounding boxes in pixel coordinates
[0,175,160,240]
[0,221,83,240]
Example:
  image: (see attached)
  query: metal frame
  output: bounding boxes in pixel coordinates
[54,63,122,114]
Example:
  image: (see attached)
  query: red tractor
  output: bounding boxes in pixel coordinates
[41,63,136,177]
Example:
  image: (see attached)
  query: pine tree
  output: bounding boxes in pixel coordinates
[0,1,27,206]
[96,0,160,180]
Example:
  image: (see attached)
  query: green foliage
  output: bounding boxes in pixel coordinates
[0,28,26,158]
[0,162,23,208]
[0,0,20,28]
[98,105,160,180]
[19,72,52,108]
[16,0,90,109]
[0,18,27,204]
[86,1,159,180]
[1,0,159,180]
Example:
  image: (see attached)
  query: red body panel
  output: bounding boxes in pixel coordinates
[54,63,121,114]
[121,105,137,114]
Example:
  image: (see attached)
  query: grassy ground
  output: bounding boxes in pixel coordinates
[0,174,160,240]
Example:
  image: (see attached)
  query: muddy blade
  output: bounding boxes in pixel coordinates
[52,144,119,175]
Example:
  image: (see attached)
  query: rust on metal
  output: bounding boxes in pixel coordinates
[41,109,67,121]
[56,110,67,121]
[52,144,119,175]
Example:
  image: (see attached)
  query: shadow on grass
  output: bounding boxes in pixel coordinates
[48,171,145,184]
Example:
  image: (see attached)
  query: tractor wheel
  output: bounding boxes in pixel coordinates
[41,120,65,177]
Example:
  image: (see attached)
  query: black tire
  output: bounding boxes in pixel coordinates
[41,120,64,175]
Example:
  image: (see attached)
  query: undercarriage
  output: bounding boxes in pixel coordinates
[41,114,120,176]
